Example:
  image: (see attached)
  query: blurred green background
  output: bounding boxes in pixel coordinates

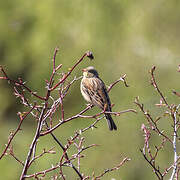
[0,0,180,179]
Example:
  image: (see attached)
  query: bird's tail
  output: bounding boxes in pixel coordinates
[105,113,117,131]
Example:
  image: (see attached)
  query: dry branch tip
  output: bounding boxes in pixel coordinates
[86,51,94,60]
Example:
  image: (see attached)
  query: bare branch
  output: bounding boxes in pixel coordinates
[50,51,93,91]
[150,66,169,108]
[140,149,163,180]
[107,74,129,92]
[9,145,24,166]
[0,104,36,160]
[94,157,130,179]
[135,97,172,144]
[172,90,180,98]
[28,147,56,167]
[0,66,45,100]
[169,104,180,180]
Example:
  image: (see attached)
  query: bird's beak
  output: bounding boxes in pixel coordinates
[82,68,86,72]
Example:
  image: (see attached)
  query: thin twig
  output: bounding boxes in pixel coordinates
[0,104,36,160]
[9,145,24,166]
[140,149,163,180]
[0,66,45,100]
[135,97,172,144]
[94,157,130,179]
[50,51,93,91]
[150,66,169,108]
[28,147,56,167]
[172,90,180,98]
[107,74,129,92]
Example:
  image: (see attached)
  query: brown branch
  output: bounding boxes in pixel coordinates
[0,66,45,101]
[28,147,56,167]
[48,127,83,179]
[78,109,136,118]
[24,154,82,179]
[172,90,180,98]
[107,74,129,92]
[140,149,163,180]
[135,97,172,144]
[62,76,82,97]
[44,47,60,101]
[153,138,167,161]
[20,104,48,180]
[141,123,167,179]
[0,104,36,160]
[52,47,59,73]
[59,153,66,180]
[75,143,98,157]
[150,66,169,108]
[40,104,93,136]
[94,157,130,179]
[50,51,93,91]
[9,145,24,166]
[23,163,62,178]
[105,109,137,115]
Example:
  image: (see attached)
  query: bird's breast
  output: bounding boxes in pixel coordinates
[80,79,91,103]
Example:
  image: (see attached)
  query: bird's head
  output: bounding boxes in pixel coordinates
[82,66,99,78]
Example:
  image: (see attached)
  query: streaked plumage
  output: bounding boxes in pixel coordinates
[80,66,117,131]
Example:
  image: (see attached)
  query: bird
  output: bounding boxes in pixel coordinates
[80,66,117,131]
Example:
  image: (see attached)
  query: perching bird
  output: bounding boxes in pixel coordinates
[80,66,117,130]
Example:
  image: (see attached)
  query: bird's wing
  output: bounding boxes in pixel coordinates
[82,77,111,111]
